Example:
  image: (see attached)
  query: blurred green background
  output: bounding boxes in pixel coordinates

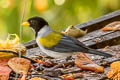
[0,0,120,43]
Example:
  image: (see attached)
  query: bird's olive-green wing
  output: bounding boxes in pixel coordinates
[40,32,62,48]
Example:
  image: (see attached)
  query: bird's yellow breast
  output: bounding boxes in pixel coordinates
[40,32,62,47]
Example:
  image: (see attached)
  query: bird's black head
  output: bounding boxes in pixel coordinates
[22,16,48,36]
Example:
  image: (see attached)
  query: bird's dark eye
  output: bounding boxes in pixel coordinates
[30,20,37,25]
[30,20,34,23]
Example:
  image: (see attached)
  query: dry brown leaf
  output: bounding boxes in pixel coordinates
[30,77,46,80]
[0,59,12,80]
[61,74,75,80]
[62,25,87,38]
[8,57,31,74]
[75,53,104,73]
[34,59,45,64]
[0,66,12,80]
[0,58,10,66]
[107,61,120,80]
[101,21,120,31]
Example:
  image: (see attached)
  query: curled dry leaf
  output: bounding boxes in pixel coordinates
[61,73,83,80]
[34,59,45,64]
[75,53,104,73]
[0,34,26,58]
[0,64,12,80]
[101,21,120,31]
[107,61,120,80]
[30,77,46,80]
[0,58,10,66]
[61,73,75,80]
[62,25,87,38]
[0,58,12,80]
[18,78,21,80]
[8,57,31,74]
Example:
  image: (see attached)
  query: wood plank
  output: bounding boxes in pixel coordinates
[76,10,120,32]
[79,30,120,48]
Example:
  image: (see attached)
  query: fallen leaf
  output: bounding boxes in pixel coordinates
[18,78,21,80]
[61,73,83,79]
[30,77,46,80]
[62,25,87,38]
[34,59,45,64]
[101,21,120,31]
[0,58,10,66]
[8,57,31,74]
[61,74,75,80]
[0,66,12,80]
[107,61,120,80]
[75,53,104,73]
[0,59,12,80]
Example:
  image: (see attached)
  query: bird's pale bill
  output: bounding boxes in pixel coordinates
[22,21,30,26]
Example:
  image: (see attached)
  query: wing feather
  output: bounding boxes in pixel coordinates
[44,33,88,53]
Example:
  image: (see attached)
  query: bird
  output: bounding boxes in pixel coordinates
[22,16,112,58]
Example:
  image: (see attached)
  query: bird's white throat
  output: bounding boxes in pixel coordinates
[37,25,53,37]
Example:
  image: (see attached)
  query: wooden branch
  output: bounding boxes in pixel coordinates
[0,50,36,63]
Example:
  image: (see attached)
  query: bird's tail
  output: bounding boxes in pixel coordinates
[87,49,112,57]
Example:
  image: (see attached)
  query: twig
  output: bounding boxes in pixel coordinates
[100,57,120,66]
[30,74,66,80]
[98,76,108,80]
[51,61,74,70]
[0,49,36,63]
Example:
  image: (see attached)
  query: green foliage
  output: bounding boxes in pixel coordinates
[0,0,120,42]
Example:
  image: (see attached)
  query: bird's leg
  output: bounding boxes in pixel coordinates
[44,56,54,59]
[66,56,72,61]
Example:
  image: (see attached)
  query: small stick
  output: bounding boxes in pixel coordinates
[29,74,65,80]
[100,57,120,66]
[51,61,74,70]
[0,50,36,63]
[98,76,108,80]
